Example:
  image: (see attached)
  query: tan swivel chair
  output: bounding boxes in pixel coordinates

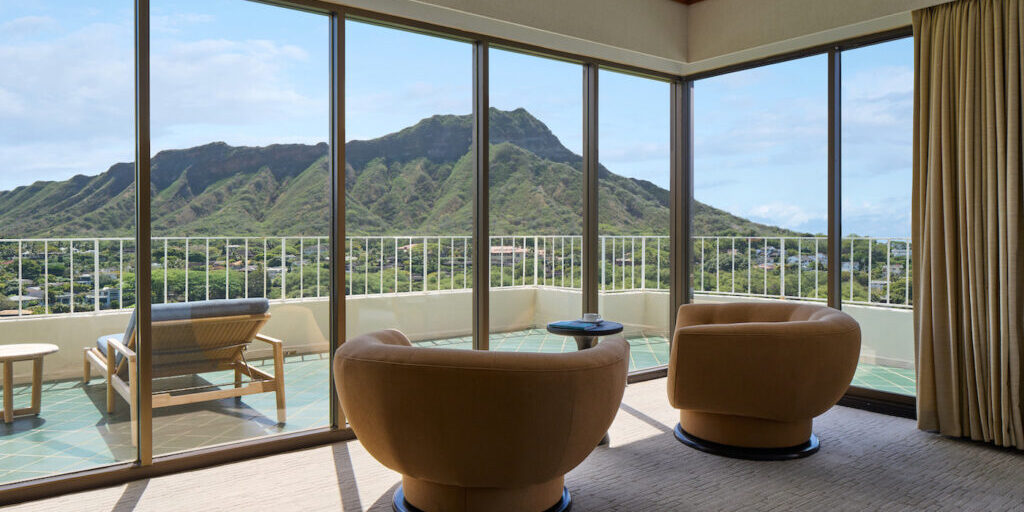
[334,329,629,512]
[668,302,860,460]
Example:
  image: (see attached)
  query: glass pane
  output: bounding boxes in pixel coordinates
[488,49,583,353]
[344,21,473,349]
[841,38,915,396]
[0,0,136,482]
[597,69,671,371]
[149,0,330,455]
[693,55,829,307]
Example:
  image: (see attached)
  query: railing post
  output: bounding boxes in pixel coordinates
[17,240,23,316]
[163,238,168,303]
[850,237,855,302]
[763,237,768,296]
[224,238,230,300]
[780,238,785,298]
[797,238,802,298]
[94,239,100,311]
[656,237,661,290]
[601,236,606,291]
[731,237,736,294]
[44,240,49,314]
[533,236,538,286]
[70,241,75,314]
[205,238,210,301]
[641,237,646,290]
[245,238,250,299]
[281,237,287,299]
[423,237,428,292]
[184,238,189,302]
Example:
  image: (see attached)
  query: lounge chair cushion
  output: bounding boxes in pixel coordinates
[95,333,127,366]
[98,298,272,365]
[120,298,271,344]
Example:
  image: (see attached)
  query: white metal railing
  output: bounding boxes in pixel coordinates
[0,235,910,318]
[692,236,912,308]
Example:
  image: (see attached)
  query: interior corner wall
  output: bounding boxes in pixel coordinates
[685,0,952,73]
[329,0,688,75]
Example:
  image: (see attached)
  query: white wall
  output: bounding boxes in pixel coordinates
[330,0,955,76]
[330,0,688,75]
[685,0,951,72]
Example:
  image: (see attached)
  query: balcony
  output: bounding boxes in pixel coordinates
[0,234,912,484]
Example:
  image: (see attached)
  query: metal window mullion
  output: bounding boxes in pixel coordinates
[669,79,693,335]
[582,63,598,314]
[827,49,842,310]
[134,0,154,465]
[328,10,346,429]
[472,41,489,350]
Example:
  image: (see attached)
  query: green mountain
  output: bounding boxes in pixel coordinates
[0,108,798,238]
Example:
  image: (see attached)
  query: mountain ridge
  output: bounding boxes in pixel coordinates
[0,109,801,239]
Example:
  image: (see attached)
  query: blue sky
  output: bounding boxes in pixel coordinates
[0,1,911,237]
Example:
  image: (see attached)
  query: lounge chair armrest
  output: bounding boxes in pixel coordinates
[254,333,283,346]
[107,337,137,361]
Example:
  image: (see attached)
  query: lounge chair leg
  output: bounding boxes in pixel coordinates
[233,366,243,404]
[82,348,91,384]
[273,343,286,424]
[106,350,116,414]
[128,359,138,447]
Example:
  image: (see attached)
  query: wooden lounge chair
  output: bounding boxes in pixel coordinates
[83,298,285,445]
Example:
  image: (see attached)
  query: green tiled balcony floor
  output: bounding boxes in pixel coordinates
[852,363,916,396]
[0,329,913,486]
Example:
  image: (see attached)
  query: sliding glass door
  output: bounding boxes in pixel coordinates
[0,0,137,484]
[840,38,915,396]
[597,69,671,371]
[488,49,584,353]
[692,56,829,307]
[148,0,330,455]
[344,21,473,349]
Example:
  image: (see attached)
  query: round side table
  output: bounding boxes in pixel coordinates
[545,320,624,351]
[0,344,59,423]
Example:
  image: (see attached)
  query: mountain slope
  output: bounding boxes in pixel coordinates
[0,109,800,238]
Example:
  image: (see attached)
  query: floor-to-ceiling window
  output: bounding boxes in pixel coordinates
[487,49,584,353]
[148,0,330,455]
[0,0,136,483]
[344,21,473,349]
[597,69,671,371]
[841,38,915,396]
[692,56,829,307]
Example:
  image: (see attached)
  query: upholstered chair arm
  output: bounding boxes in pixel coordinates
[335,332,628,489]
[668,319,860,422]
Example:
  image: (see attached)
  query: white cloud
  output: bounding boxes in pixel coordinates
[746,202,826,232]
[0,12,330,190]
[600,142,669,163]
[151,13,214,34]
[0,15,58,36]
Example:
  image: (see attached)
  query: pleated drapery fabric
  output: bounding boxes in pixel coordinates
[912,0,1024,448]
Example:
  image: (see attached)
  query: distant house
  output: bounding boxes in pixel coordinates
[490,246,527,264]
[841,261,861,272]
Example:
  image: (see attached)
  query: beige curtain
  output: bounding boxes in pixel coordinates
[913,0,1023,448]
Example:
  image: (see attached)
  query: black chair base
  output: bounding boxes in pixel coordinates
[674,423,820,461]
[393,484,572,512]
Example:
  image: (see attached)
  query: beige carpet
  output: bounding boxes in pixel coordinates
[12,378,1024,511]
